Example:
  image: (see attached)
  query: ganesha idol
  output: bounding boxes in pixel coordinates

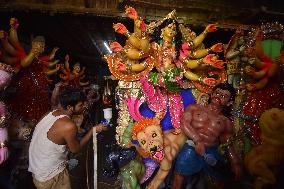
[0,63,14,164]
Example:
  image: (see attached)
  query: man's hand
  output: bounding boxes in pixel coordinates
[95,124,108,133]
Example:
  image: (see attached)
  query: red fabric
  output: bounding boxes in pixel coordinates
[68,75,82,89]
[261,55,273,77]
[5,42,26,71]
[40,55,50,62]
[8,57,50,121]
[243,64,284,144]
[14,42,27,60]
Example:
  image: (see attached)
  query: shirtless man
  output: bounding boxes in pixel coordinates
[172,83,241,189]
[29,88,107,189]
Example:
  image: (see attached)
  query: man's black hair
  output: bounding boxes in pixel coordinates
[59,88,86,109]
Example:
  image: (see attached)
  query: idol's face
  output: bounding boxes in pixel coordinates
[73,66,81,74]
[162,23,177,39]
[136,124,164,160]
[211,88,231,106]
[32,41,45,55]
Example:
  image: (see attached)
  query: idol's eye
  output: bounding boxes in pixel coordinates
[141,140,146,145]
[152,133,157,138]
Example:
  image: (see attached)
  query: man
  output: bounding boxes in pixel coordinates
[172,83,241,189]
[29,88,107,189]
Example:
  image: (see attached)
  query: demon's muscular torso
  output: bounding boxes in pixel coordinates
[172,85,241,189]
[182,104,232,155]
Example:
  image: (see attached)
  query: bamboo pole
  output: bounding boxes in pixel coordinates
[93,127,97,189]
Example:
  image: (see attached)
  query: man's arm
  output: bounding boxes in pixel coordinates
[63,121,108,153]
[63,121,92,153]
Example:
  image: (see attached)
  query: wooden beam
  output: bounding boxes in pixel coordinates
[1,1,283,30]
[0,2,124,17]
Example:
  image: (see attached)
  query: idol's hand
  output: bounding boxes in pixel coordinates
[203,77,217,86]
[125,6,138,20]
[205,23,217,33]
[211,60,225,69]
[113,23,129,36]
[0,31,8,40]
[10,18,19,29]
[110,42,123,53]
[210,43,223,53]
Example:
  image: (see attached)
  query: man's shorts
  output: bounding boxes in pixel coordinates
[175,143,224,178]
[33,168,71,189]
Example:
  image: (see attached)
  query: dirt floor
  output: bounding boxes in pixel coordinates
[1,122,284,189]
